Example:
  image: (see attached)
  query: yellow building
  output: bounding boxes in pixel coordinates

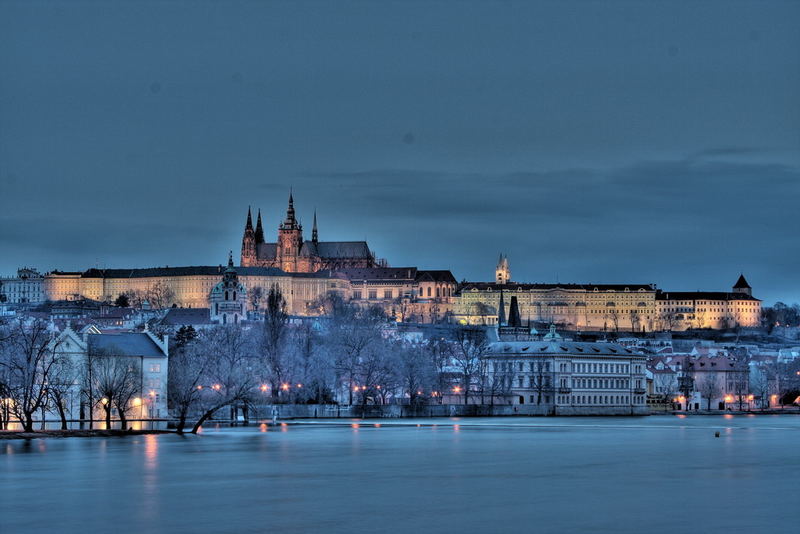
[44,265,349,316]
[654,275,761,330]
[455,282,658,331]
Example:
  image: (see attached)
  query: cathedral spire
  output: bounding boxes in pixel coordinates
[312,210,318,243]
[255,209,264,244]
[282,190,299,229]
[245,206,253,231]
[228,250,234,268]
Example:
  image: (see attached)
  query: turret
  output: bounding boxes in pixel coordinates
[312,210,318,244]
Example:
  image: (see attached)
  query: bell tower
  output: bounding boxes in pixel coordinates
[240,207,256,266]
[495,254,511,285]
[277,191,303,272]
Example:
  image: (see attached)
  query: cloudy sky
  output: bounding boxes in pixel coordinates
[1,1,798,303]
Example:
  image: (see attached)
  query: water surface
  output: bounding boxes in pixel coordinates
[3,415,798,533]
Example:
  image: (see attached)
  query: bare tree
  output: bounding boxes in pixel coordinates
[449,327,489,405]
[393,341,435,406]
[261,284,291,402]
[696,374,722,410]
[190,325,258,433]
[1,319,61,432]
[529,358,552,405]
[168,337,214,433]
[47,355,78,430]
[146,281,176,309]
[89,348,141,429]
[249,286,265,312]
[329,300,385,405]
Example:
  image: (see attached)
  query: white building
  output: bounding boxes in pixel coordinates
[209,255,247,325]
[483,325,649,415]
[0,268,45,304]
[50,325,169,426]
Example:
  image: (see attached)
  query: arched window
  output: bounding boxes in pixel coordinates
[225,290,229,301]
[233,291,237,300]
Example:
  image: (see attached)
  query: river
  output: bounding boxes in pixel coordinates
[2,415,798,533]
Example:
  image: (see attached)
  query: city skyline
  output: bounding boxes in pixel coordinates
[2,1,799,304]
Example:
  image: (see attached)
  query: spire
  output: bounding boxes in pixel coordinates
[497,290,507,326]
[312,210,318,243]
[508,296,522,327]
[228,250,234,268]
[282,190,300,229]
[733,274,751,289]
[255,209,264,243]
[245,206,253,231]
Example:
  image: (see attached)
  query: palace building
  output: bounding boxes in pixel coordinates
[453,257,760,332]
[240,193,379,272]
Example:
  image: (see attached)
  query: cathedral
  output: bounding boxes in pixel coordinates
[240,193,379,273]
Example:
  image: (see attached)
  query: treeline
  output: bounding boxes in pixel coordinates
[762,302,800,331]
[163,288,502,433]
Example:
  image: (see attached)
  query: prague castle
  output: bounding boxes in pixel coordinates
[1,197,761,330]
[240,193,379,272]
[452,256,761,332]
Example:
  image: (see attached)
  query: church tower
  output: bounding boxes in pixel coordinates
[255,209,265,244]
[240,207,257,266]
[495,254,511,285]
[277,192,304,272]
[732,274,752,296]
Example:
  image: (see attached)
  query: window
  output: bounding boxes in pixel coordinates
[149,364,161,373]
[353,291,362,300]
[383,290,393,299]
[369,290,377,299]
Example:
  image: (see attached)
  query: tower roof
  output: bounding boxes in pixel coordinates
[733,274,751,289]
[255,209,265,243]
[508,296,522,327]
[497,290,506,326]
[245,206,253,231]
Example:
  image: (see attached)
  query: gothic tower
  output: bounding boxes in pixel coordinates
[495,254,511,285]
[255,209,265,244]
[277,192,303,272]
[240,207,256,266]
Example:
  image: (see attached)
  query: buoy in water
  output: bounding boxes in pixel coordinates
[715,431,720,438]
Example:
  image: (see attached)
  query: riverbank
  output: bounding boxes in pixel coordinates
[0,429,174,440]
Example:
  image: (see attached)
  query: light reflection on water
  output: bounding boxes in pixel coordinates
[2,415,799,534]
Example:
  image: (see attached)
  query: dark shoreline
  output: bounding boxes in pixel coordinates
[0,429,174,440]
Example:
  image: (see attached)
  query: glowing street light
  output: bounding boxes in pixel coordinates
[281,383,290,391]
[196,385,203,390]
[453,386,462,394]
[100,397,109,405]
[212,384,221,391]
[132,398,142,407]
[260,384,269,392]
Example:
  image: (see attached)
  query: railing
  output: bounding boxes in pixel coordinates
[633,388,646,395]
[558,387,572,394]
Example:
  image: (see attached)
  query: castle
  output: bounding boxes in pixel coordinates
[240,193,378,272]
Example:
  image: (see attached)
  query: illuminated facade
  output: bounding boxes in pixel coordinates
[484,328,649,414]
[454,259,760,332]
[0,268,45,304]
[339,267,457,323]
[654,275,761,330]
[240,193,379,272]
[44,266,348,315]
[455,281,658,331]
[50,325,169,425]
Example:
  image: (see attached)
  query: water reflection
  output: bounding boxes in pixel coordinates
[1,416,799,534]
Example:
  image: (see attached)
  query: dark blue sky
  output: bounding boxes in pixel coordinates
[1,1,798,303]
